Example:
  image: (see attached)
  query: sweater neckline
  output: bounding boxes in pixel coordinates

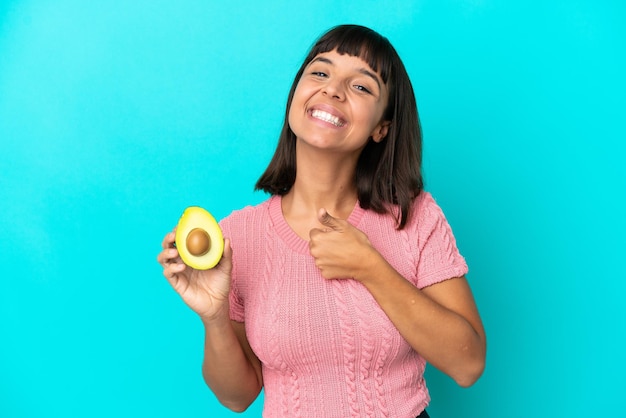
[269,195,366,255]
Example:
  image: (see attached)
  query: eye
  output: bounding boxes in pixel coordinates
[354,84,372,94]
[311,71,328,78]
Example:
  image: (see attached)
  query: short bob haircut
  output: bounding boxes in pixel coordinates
[255,24,423,229]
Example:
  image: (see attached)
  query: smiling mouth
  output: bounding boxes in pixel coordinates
[311,109,346,127]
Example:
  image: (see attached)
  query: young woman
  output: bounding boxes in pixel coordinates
[158,24,486,418]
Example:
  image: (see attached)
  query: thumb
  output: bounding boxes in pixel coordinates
[217,238,233,272]
[318,208,343,232]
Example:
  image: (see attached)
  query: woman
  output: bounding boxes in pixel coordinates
[158,24,486,418]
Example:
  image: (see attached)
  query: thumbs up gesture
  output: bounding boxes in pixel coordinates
[309,208,379,281]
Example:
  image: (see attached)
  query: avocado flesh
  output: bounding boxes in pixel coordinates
[175,206,224,270]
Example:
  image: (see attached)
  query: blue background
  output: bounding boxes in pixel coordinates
[1,1,624,417]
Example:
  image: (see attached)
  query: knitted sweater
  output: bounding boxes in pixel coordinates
[219,192,468,418]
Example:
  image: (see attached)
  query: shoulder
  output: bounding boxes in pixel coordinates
[413,191,440,215]
[221,196,273,218]
[358,192,447,235]
[407,191,449,230]
[404,191,464,256]
[219,197,273,237]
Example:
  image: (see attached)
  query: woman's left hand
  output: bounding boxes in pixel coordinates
[308,208,380,281]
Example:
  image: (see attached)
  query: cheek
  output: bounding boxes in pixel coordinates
[287,87,308,130]
[287,100,299,129]
[287,104,304,138]
[355,104,382,127]
[368,102,389,126]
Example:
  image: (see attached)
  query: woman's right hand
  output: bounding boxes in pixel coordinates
[157,230,233,322]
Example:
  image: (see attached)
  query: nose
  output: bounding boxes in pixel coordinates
[322,79,345,100]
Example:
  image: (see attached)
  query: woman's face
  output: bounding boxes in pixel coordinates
[288,49,390,155]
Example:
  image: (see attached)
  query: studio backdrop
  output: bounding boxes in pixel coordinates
[1,1,624,417]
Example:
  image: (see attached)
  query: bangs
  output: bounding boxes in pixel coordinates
[307,25,394,84]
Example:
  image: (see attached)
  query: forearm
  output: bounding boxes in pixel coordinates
[200,311,262,411]
[358,253,486,387]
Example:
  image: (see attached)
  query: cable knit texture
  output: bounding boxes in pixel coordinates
[220,192,468,418]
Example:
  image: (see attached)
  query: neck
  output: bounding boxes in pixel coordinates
[283,141,361,220]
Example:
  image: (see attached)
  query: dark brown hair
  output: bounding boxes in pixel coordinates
[255,24,423,229]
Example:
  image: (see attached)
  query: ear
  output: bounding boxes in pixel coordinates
[370,120,391,143]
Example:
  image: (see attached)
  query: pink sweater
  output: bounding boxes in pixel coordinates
[219,192,468,418]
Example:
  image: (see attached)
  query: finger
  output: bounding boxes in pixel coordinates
[163,262,186,285]
[222,238,232,258]
[170,261,187,274]
[318,208,343,232]
[309,227,322,241]
[217,238,233,272]
[157,247,179,265]
[161,230,176,249]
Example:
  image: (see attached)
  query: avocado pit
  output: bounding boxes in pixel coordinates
[186,228,211,256]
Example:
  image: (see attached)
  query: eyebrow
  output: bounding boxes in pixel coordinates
[310,56,382,91]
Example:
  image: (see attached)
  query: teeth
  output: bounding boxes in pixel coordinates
[311,109,344,127]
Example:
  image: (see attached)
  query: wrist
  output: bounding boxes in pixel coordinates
[199,304,231,327]
[354,246,388,284]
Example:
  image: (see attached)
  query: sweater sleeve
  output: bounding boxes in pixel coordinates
[414,193,468,289]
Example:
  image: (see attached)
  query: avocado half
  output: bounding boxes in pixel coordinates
[175,206,224,270]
